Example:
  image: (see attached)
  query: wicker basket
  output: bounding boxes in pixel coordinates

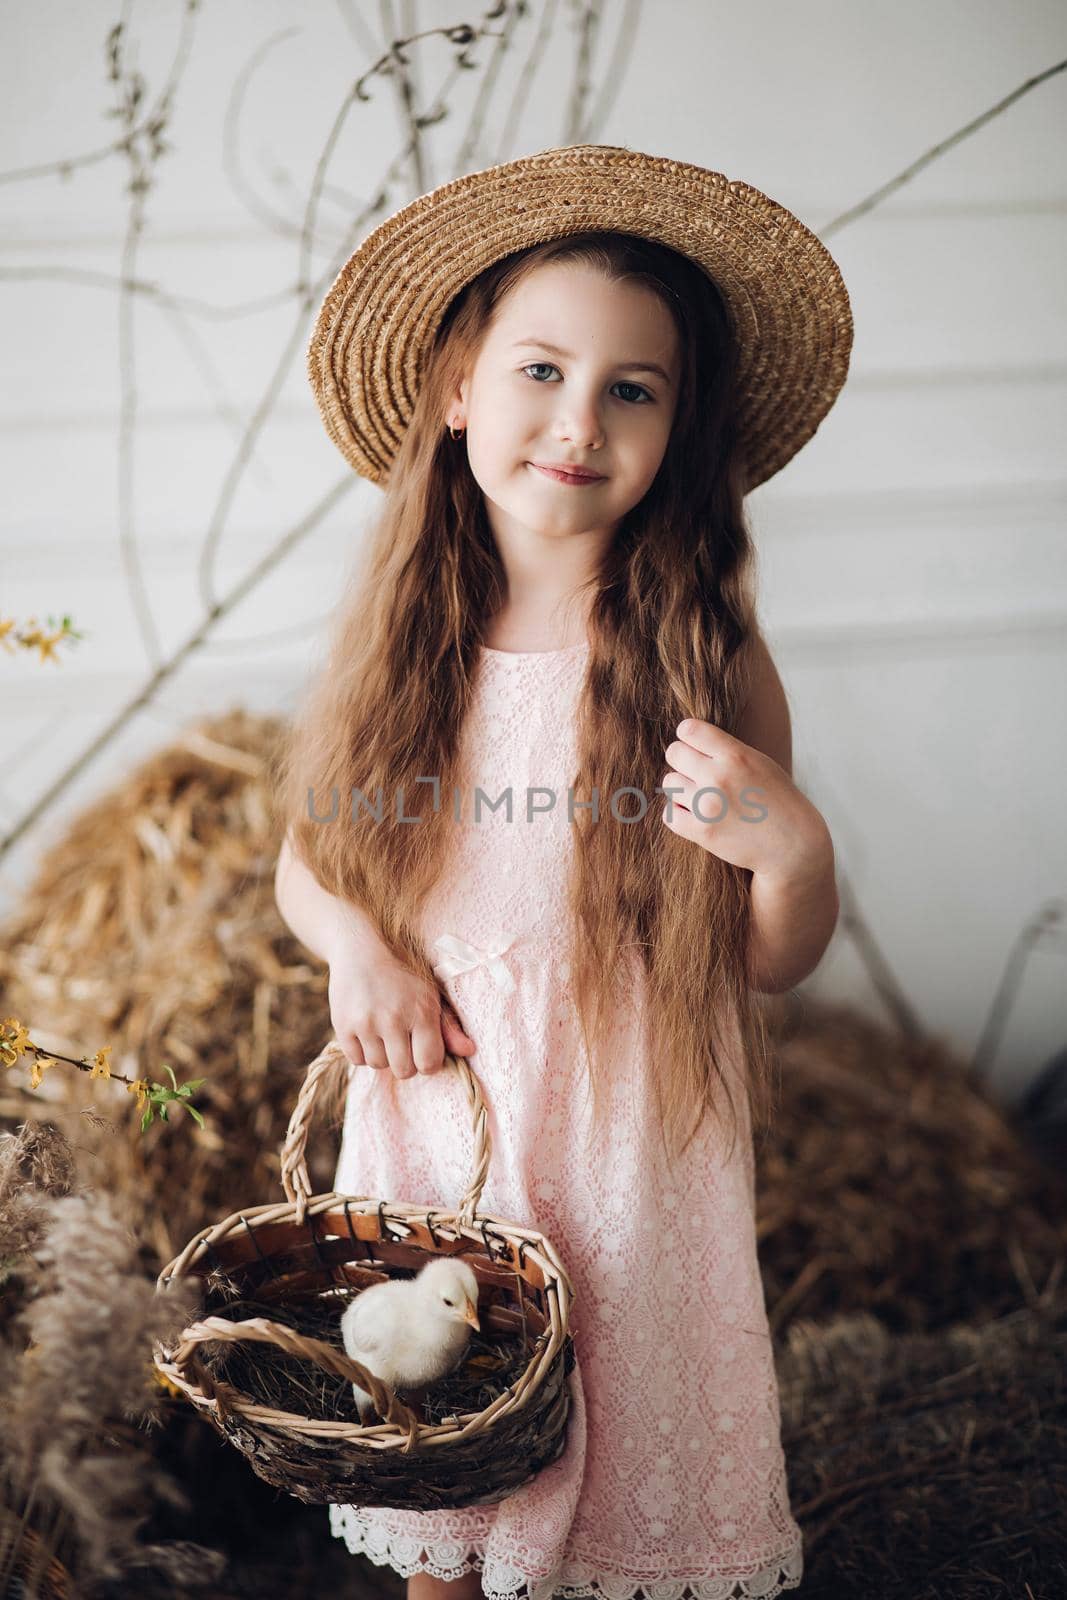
[152,1039,577,1508]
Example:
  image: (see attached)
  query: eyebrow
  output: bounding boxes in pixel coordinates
[510,337,673,386]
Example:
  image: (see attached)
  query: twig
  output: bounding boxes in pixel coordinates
[111,14,180,670]
[394,0,431,197]
[820,58,1067,240]
[458,0,530,174]
[572,0,642,148]
[0,263,299,321]
[969,899,1066,1086]
[563,0,602,143]
[0,0,200,188]
[220,24,373,242]
[836,869,925,1039]
[200,10,513,614]
[0,475,353,860]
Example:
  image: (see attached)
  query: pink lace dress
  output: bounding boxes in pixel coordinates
[328,639,804,1600]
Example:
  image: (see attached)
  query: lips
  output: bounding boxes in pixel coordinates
[530,462,605,485]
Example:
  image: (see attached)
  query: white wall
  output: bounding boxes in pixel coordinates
[2,0,1065,1102]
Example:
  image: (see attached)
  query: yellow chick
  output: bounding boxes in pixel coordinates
[339,1256,481,1424]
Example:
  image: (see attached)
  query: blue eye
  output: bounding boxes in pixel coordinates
[521,362,652,404]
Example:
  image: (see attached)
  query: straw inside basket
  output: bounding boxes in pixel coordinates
[198,1272,534,1426]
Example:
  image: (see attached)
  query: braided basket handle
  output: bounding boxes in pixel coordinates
[280,1038,492,1230]
[168,1314,422,1441]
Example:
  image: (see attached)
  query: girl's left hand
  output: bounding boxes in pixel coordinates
[660,718,828,881]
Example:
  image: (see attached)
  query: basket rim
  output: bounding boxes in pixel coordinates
[157,1189,575,1296]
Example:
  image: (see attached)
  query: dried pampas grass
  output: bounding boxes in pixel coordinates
[0,1120,218,1596]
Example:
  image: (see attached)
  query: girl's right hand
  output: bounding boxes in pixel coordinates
[327,943,477,1080]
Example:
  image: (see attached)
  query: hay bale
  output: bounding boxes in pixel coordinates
[0,710,344,1269]
[757,997,1067,1336]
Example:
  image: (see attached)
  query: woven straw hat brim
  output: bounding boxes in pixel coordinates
[307,143,854,493]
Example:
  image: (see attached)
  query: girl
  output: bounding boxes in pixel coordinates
[273,144,851,1600]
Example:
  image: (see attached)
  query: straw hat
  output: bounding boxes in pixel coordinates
[307,143,853,493]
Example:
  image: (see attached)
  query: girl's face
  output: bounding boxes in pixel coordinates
[453,261,680,549]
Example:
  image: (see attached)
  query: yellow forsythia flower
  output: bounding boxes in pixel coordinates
[89,1045,112,1081]
[29,1055,58,1090]
[34,630,64,664]
[1,1018,31,1067]
[126,1078,150,1114]
[0,616,76,662]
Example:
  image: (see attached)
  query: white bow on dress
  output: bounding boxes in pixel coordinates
[430,930,518,994]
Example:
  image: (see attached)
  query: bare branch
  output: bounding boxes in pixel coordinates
[0,264,299,321]
[202,8,521,613]
[221,25,366,245]
[969,900,1067,1085]
[563,0,603,145]
[820,58,1067,240]
[573,0,643,146]
[0,0,200,187]
[459,0,533,173]
[835,873,926,1040]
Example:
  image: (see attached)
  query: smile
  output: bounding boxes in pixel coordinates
[529,463,605,486]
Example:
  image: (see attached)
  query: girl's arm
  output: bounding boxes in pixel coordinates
[735,631,839,994]
[274,830,388,965]
[275,831,478,1076]
[745,832,839,994]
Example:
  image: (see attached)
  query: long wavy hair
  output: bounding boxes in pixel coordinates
[273,229,780,1172]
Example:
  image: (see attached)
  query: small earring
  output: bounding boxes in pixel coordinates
[448,421,466,440]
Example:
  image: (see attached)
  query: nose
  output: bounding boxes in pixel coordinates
[552,388,605,449]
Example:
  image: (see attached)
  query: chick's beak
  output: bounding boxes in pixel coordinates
[463,1297,480,1331]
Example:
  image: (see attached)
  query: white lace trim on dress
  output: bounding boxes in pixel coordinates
[328,1504,803,1600]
